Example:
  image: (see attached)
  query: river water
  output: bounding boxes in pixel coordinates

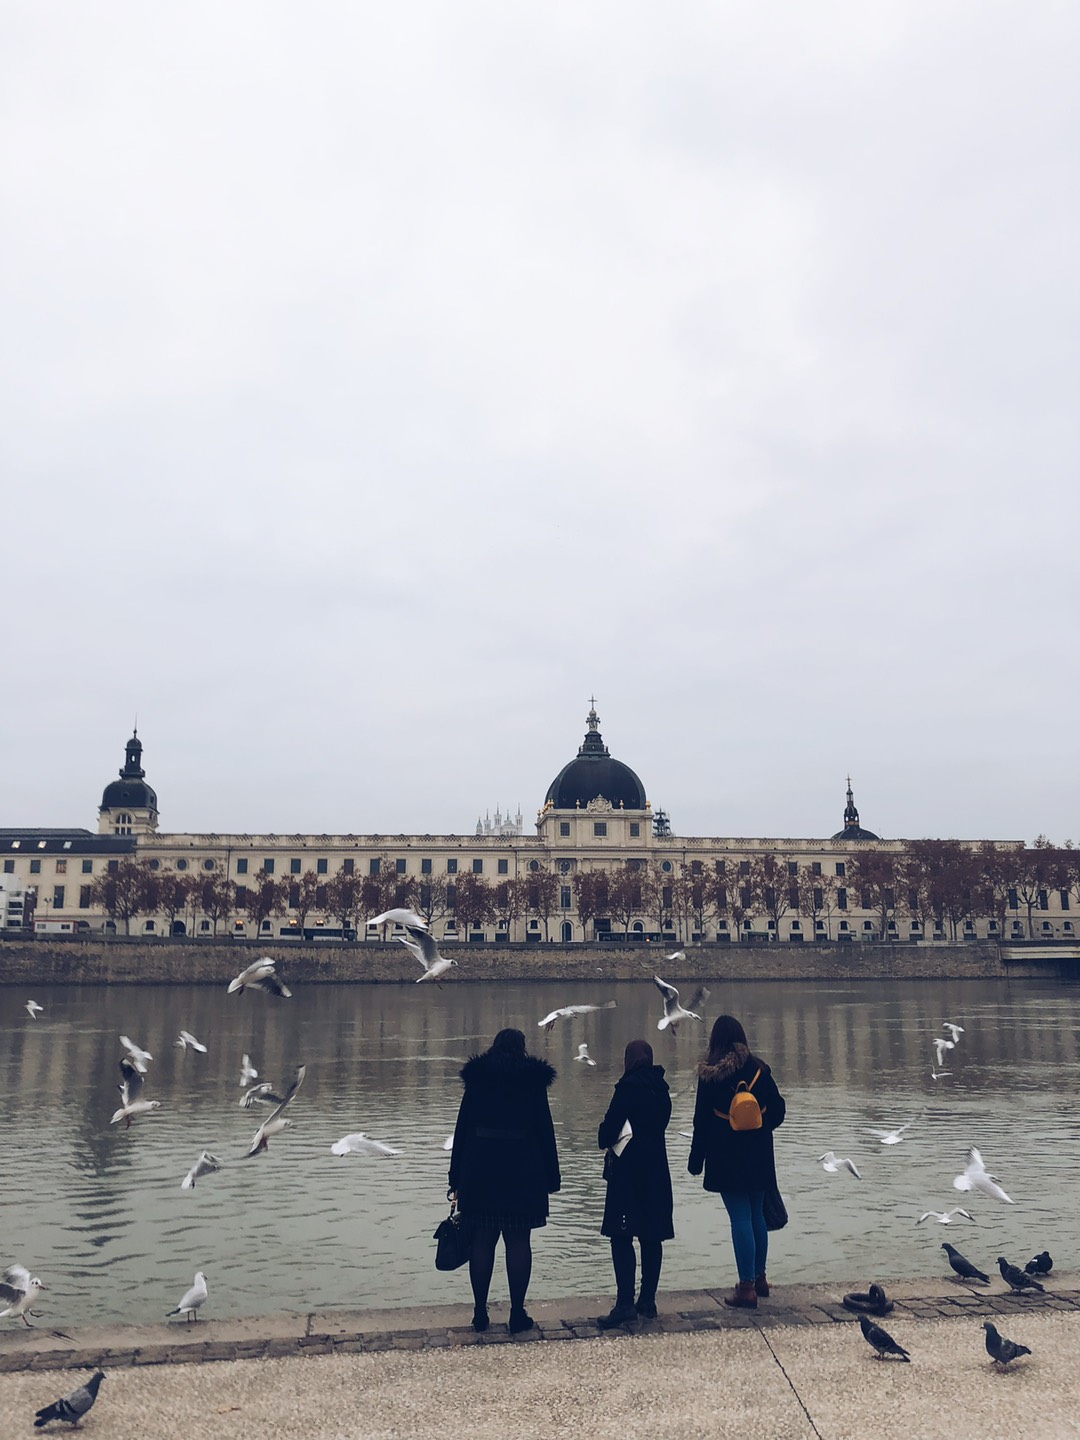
[2,976,1078,1328]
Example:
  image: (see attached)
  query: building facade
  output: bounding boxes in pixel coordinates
[2,708,1075,945]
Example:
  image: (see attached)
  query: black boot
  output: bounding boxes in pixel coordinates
[596,1302,637,1329]
[635,1296,658,1319]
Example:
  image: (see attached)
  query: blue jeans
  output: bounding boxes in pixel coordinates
[720,1190,767,1282]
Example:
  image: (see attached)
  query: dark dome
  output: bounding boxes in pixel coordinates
[830,781,878,841]
[545,707,647,810]
[101,778,158,811]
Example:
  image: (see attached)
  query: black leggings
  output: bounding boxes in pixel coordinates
[610,1235,663,1306]
[469,1226,533,1314]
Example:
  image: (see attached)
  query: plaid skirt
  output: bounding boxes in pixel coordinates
[462,1207,547,1232]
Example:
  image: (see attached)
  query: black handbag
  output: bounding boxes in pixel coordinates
[433,1195,471,1271]
[763,1183,788,1231]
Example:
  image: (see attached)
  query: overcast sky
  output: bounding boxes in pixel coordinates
[2,2,1077,846]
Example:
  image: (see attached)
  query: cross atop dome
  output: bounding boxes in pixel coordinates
[586,698,600,732]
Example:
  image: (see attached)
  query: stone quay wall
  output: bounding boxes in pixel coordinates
[0,937,1016,986]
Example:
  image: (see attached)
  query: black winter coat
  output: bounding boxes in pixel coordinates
[448,1051,560,1225]
[687,1045,786,1194]
[597,1064,675,1241]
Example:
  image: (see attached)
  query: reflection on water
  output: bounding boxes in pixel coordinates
[2,977,1080,1326]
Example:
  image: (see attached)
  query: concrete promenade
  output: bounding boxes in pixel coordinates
[3,1276,1079,1438]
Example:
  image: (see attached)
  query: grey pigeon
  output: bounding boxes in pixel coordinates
[859,1314,910,1361]
[1025,1251,1053,1275]
[34,1370,106,1427]
[998,1256,1044,1294]
[942,1242,989,1284]
[983,1321,1031,1369]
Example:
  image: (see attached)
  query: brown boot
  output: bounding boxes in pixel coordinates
[754,1274,770,1297]
[724,1280,757,1309]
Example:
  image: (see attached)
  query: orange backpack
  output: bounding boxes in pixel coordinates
[715,1068,764,1131]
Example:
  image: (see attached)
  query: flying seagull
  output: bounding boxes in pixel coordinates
[942,1022,965,1043]
[330,1134,402,1157]
[576,1043,597,1067]
[25,1000,43,1019]
[111,1057,161,1127]
[398,926,457,983]
[239,1053,258,1087]
[858,1314,910,1361]
[819,1152,861,1178]
[916,1208,975,1225]
[0,1265,45,1327]
[239,1081,285,1109]
[953,1147,1014,1204]
[930,1066,951,1080]
[175,1030,207,1053]
[865,1117,921,1145]
[34,1371,106,1429]
[932,1037,955,1068]
[166,1271,208,1322]
[119,1035,153,1073]
[982,1321,1031,1369]
[246,1066,305,1156]
[538,1001,617,1031]
[998,1257,1044,1294]
[181,1151,224,1190]
[368,908,428,930]
[653,976,709,1032]
[227,957,292,998]
[942,1242,989,1284]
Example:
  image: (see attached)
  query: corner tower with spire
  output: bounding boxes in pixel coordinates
[830,777,879,841]
[97,729,159,836]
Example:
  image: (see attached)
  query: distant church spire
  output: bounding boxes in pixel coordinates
[579,698,609,757]
[843,775,859,829]
[831,776,880,842]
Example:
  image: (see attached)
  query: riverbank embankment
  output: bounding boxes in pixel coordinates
[0,937,1031,986]
[2,1278,1078,1440]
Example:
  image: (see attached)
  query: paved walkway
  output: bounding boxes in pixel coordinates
[3,1276,1078,1438]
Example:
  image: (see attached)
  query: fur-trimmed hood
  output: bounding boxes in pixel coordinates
[460,1051,557,1090]
[697,1043,754,1083]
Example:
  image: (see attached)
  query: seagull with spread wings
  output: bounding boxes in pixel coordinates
[819,1151,861,1178]
[398,926,457,983]
[653,976,709,1032]
[227,957,292,998]
[245,1066,305,1156]
[0,1265,44,1327]
[111,1056,161,1127]
[538,1001,616,1031]
[181,1151,224,1190]
[368,908,428,930]
[953,1146,1014,1204]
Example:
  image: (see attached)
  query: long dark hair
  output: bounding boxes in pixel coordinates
[705,1014,748,1065]
[489,1028,527,1058]
[623,1038,653,1075]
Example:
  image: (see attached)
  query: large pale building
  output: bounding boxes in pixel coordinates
[1,707,1074,945]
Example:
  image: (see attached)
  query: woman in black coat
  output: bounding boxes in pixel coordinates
[688,1014,786,1310]
[448,1028,560,1334]
[595,1038,674,1328]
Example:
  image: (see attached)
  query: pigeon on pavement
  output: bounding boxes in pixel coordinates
[859,1314,910,1361]
[34,1370,106,1428]
[1025,1251,1053,1275]
[998,1257,1044,1294]
[982,1321,1031,1369]
[942,1243,989,1284]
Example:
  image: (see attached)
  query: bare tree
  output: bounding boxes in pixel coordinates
[325,869,364,936]
[526,867,559,941]
[573,869,609,942]
[796,865,836,940]
[243,869,288,934]
[453,873,496,935]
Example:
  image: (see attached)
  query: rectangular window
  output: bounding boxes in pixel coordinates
[789,885,799,908]
[53,885,65,907]
[861,890,871,909]
[288,884,300,907]
[813,887,823,910]
[1061,889,1071,911]
[447,858,458,874]
[629,823,640,837]
[1008,887,1018,909]
[715,860,726,875]
[740,885,752,908]
[739,860,750,876]
[497,858,508,875]
[421,858,432,875]
[79,885,92,909]
[107,859,119,873]
[236,885,248,907]
[315,885,327,908]
[290,858,302,874]
[263,858,275,875]
[559,822,571,837]
[560,886,572,909]
[472,858,483,874]
[55,859,67,875]
[29,859,41,874]
[718,886,727,908]
[1038,889,1049,910]
[835,862,846,877]
[82,859,93,874]
[812,861,822,876]
[236,858,248,875]
[593,822,607,837]
[317,858,329,875]
[691,860,702,876]
[662,885,673,908]
[395,858,406,875]
[342,858,355,875]
[369,858,381,876]
[787,861,798,876]
[837,887,848,910]
[2,859,12,874]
